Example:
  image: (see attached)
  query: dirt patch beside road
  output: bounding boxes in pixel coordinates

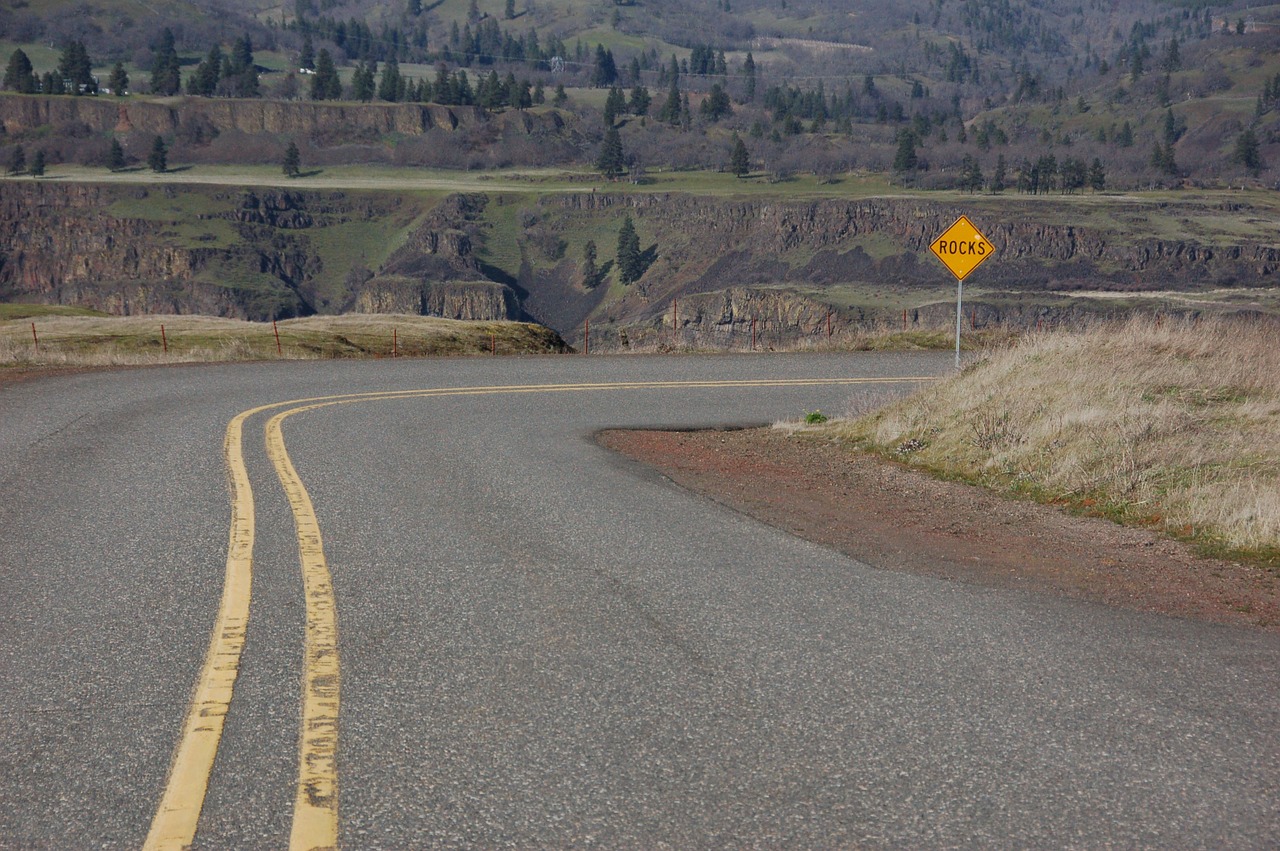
[598,427,1278,633]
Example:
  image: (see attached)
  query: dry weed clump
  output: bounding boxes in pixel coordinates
[835,316,1280,559]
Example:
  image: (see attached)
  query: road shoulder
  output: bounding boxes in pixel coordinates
[598,426,1279,633]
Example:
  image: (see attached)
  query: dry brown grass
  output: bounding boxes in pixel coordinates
[0,314,567,368]
[830,316,1280,563]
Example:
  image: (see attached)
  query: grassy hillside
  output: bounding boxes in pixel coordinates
[826,316,1280,567]
[1,313,567,367]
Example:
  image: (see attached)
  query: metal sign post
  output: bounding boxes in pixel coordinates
[929,215,996,368]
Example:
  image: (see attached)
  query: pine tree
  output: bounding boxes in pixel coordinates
[151,29,182,96]
[603,85,625,125]
[581,240,598,288]
[148,136,167,173]
[7,145,25,175]
[29,149,45,176]
[313,50,342,100]
[597,126,625,179]
[108,62,129,96]
[58,41,96,94]
[729,133,750,177]
[991,154,1007,193]
[505,0,516,18]
[352,62,376,101]
[892,129,918,173]
[4,49,38,93]
[616,215,642,284]
[1234,128,1263,175]
[108,138,126,171]
[553,83,567,106]
[378,57,402,102]
[1088,157,1106,192]
[283,141,301,177]
[300,34,315,71]
[742,52,756,102]
[189,45,222,97]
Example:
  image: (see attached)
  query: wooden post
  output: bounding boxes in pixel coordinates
[584,318,589,355]
[273,319,282,356]
[161,324,168,354]
[751,316,757,351]
[31,322,38,355]
[393,327,398,358]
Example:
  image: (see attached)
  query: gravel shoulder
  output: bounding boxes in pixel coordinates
[598,426,1279,633]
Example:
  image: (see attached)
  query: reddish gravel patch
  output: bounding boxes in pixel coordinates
[598,427,1279,633]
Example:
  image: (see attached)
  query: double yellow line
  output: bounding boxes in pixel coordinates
[143,376,932,850]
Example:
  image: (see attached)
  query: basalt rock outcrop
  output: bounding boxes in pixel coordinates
[0,94,569,141]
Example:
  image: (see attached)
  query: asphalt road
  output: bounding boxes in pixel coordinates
[1,352,1277,849]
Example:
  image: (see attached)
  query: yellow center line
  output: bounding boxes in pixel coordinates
[147,374,935,850]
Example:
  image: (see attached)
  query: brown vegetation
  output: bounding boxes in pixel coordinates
[830,316,1280,564]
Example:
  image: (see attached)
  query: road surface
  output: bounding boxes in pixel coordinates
[1,352,1277,848]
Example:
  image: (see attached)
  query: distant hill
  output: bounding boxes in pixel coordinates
[2,0,1277,186]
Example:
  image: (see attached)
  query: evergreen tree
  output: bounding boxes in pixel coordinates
[552,83,567,106]
[742,52,756,102]
[991,154,1007,193]
[7,145,25,175]
[311,49,342,100]
[892,129,918,173]
[729,133,750,177]
[151,29,182,96]
[1088,158,1106,192]
[378,57,403,102]
[148,135,167,172]
[960,154,983,192]
[1234,128,1263,175]
[533,82,545,104]
[603,85,625,125]
[700,83,732,121]
[29,149,45,176]
[300,34,315,71]
[1150,142,1177,176]
[581,240,598,288]
[4,49,38,93]
[283,141,301,177]
[592,44,618,87]
[108,138,126,171]
[352,62,376,101]
[505,0,516,18]
[231,35,254,75]
[108,62,129,96]
[628,84,650,116]
[189,45,223,96]
[657,79,681,124]
[58,41,96,94]
[597,126,625,179]
[1116,120,1134,147]
[616,215,642,284]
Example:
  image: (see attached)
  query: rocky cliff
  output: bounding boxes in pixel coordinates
[0,94,573,139]
[2,182,1275,336]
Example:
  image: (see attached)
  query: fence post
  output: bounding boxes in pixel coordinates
[393,327,398,358]
[161,324,167,354]
[751,316,757,351]
[31,322,38,355]
[273,319,282,356]
[584,318,589,355]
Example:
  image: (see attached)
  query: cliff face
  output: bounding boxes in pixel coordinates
[0,94,573,148]
[353,276,517,320]
[2,182,1275,334]
[551,193,1280,292]
[0,183,496,321]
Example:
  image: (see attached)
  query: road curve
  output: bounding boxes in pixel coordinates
[1,352,1277,849]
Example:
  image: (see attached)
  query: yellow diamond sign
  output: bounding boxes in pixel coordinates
[929,215,995,281]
